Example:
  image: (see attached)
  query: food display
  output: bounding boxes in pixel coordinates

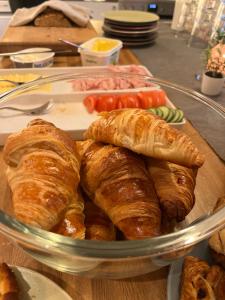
[3,108,206,241]
[83,90,166,113]
[180,256,225,300]
[0,262,20,300]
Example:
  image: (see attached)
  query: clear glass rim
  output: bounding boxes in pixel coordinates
[0,72,224,259]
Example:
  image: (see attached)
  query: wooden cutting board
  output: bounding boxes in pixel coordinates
[0,22,97,53]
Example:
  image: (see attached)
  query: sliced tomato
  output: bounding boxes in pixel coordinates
[95,94,118,112]
[118,94,139,109]
[137,92,154,109]
[83,95,97,113]
[157,90,167,106]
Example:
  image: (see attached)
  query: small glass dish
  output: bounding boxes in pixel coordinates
[0,71,224,279]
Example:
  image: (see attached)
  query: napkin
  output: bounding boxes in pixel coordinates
[9,0,91,27]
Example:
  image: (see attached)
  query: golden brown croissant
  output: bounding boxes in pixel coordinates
[78,140,161,240]
[0,263,19,300]
[180,256,213,300]
[207,265,225,300]
[84,109,204,168]
[3,119,84,235]
[84,198,116,241]
[209,197,225,269]
[52,190,85,239]
[147,158,197,221]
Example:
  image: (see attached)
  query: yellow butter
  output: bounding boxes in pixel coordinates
[91,39,119,52]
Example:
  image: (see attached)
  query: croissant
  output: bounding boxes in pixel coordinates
[84,197,116,241]
[78,140,161,240]
[0,263,19,300]
[207,265,225,300]
[180,256,212,300]
[209,197,225,269]
[3,119,84,234]
[84,109,204,168]
[53,190,85,239]
[147,158,197,221]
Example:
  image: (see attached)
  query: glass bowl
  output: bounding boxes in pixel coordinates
[0,71,224,279]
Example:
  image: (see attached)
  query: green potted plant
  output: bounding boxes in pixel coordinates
[201,28,225,96]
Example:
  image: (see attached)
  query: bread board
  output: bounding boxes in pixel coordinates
[0,65,185,145]
[0,22,97,53]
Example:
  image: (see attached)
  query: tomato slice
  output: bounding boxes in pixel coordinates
[157,90,167,106]
[137,92,153,109]
[95,94,118,112]
[83,95,97,113]
[118,94,140,109]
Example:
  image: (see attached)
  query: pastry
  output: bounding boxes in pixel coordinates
[0,263,19,300]
[84,198,116,241]
[34,8,72,27]
[53,190,85,239]
[84,109,205,168]
[209,197,225,269]
[180,256,213,300]
[3,119,84,236]
[147,158,197,221]
[78,140,161,240]
[207,265,225,300]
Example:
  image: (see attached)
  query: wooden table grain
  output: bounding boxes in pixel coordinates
[0,48,224,300]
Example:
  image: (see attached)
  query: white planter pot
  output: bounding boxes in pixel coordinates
[201,71,224,96]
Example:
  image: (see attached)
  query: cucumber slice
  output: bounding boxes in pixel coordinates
[169,110,181,123]
[159,106,170,120]
[176,109,184,122]
[156,108,164,118]
[166,109,175,122]
[147,108,157,115]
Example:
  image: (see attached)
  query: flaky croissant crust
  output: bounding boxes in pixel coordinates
[85,109,205,168]
[78,140,161,240]
[147,158,197,221]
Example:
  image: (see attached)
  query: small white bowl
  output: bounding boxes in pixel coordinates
[10,48,55,68]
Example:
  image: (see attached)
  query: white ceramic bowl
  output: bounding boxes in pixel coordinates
[10,48,55,68]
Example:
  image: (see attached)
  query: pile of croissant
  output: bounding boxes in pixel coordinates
[3,109,205,241]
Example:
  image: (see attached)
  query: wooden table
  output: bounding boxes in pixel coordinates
[0,48,225,300]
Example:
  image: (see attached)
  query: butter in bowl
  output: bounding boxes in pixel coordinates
[10,48,55,68]
[78,37,123,66]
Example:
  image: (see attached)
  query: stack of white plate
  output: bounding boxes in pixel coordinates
[102,10,160,47]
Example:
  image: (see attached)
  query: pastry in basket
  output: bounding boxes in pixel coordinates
[180,256,225,300]
[0,263,20,300]
[84,109,205,168]
[209,197,225,269]
[52,189,85,239]
[77,140,161,240]
[34,8,72,27]
[147,158,197,221]
[3,119,84,237]
[84,196,116,241]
